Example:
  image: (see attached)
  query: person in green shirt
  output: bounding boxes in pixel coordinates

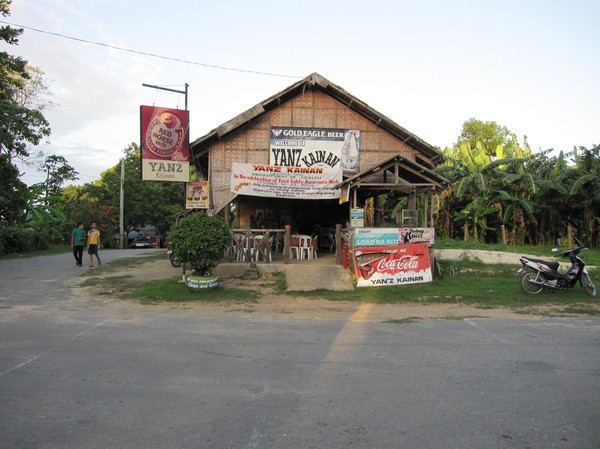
[70,223,86,267]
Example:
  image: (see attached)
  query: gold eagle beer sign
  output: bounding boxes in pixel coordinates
[140,106,190,182]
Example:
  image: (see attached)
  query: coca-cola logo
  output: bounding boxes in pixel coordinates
[375,255,420,274]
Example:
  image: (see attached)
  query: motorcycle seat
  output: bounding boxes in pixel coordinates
[522,256,560,271]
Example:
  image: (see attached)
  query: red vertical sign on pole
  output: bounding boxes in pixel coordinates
[140,106,190,182]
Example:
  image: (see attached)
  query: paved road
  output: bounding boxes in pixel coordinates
[1,251,599,449]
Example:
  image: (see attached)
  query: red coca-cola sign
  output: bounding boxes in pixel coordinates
[376,255,420,273]
[353,244,432,287]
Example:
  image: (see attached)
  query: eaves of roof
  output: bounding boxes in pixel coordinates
[336,154,451,193]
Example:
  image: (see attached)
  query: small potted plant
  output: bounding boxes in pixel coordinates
[167,211,231,292]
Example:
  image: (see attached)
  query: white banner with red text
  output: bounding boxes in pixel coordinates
[230,162,341,199]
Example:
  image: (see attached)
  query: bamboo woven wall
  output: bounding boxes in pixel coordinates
[209,90,418,212]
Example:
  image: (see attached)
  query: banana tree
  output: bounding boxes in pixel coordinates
[453,195,499,242]
[566,145,600,245]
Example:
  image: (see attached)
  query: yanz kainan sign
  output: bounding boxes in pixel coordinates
[270,127,360,174]
[140,106,190,182]
[230,163,341,199]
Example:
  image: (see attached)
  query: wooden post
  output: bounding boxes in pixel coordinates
[464,223,469,241]
[423,193,429,227]
[568,224,573,248]
[335,223,343,265]
[283,225,291,264]
[501,224,507,245]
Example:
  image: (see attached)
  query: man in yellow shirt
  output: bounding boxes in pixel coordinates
[87,222,102,267]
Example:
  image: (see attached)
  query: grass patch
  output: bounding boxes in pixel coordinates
[0,244,71,259]
[435,238,600,266]
[556,304,600,316]
[288,258,599,312]
[274,272,287,293]
[124,277,260,304]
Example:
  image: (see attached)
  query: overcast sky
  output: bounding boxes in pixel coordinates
[6,0,599,186]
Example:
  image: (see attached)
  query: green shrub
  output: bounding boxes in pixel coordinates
[167,212,231,275]
[0,224,48,254]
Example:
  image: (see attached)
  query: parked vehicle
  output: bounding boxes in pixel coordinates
[516,246,596,296]
[128,225,163,248]
[130,233,154,248]
[168,249,182,267]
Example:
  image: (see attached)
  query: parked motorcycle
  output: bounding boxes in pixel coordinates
[516,246,596,296]
[168,249,182,268]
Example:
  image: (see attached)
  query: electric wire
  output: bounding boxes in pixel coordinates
[0,20,303,79]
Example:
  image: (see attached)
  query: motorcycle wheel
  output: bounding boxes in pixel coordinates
[170,253,182,268]
[580,272,597,297]
[520,271,545,295]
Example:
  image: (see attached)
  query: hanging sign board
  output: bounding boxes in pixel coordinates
[269,127,360,174]
[140,105,190,182]
[186,181,209,209]
[353,243,433,287]
[351,208,364,227]
[354,227,436,247]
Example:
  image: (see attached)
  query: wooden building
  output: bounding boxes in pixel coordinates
[190,72,450,235]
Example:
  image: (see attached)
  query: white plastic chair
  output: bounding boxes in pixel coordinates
[290,235,301,260]
[252,233,272,262]
[310,234,319,259]
[233,233,246,262]
[299,235,312,260]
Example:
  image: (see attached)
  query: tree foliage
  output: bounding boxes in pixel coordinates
[435,118,599,246]
[167,211,231,275]
[0,0,59,248]
[0,2,51,162]
[90,143,185,235]
[42,154,78,198]
[0,153,26,223]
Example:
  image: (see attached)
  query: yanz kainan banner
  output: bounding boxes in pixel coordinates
[230,162,342,199]
[353,243,433,288]
[270,127,360,174]
[140,106,190,182]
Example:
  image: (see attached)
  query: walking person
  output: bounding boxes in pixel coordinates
[87,222,102,267]
[70,222,86,266]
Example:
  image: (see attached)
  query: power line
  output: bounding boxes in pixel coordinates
[0,20,303,79]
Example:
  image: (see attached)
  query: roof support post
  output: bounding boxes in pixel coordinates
[408,188,417,211]
[423,192,429,227]
[283,225,291,264]
[335,224,343,265]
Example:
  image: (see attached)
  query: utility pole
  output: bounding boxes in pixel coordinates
[119,158,125,249]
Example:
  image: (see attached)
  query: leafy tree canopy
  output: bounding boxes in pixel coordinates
[456,118,526,159]
[0,1,51,162]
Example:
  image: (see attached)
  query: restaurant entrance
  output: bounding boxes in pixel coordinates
[233,197,348,243]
